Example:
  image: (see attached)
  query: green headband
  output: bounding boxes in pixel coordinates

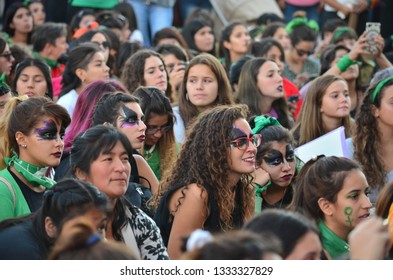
[371,77,393,103]
[252,115,282,134]
[332,27,357,42]
[285,18,319,34]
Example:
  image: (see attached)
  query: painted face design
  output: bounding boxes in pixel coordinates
[263,145,295,166]
[119,105,144,128]
[33,120,64,141]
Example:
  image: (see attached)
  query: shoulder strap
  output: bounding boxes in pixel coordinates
[0,177,16,208]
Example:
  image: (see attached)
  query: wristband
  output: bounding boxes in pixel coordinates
[336,54,359,73]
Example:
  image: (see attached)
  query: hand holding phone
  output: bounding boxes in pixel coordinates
[365,22,381,55]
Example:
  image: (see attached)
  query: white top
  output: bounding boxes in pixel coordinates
[172,106,186,144]
[56,89,78,119]
[324,0,358,12]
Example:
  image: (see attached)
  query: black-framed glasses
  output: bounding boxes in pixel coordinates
[146,124,172,135]
[229,134,262,150]
[0,52,13,61]
[295,48,312,57]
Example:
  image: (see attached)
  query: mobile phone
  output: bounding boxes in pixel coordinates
[365,22,381,54]
[288,95,299,103]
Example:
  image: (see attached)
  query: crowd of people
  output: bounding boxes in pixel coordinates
[0,0,392,260]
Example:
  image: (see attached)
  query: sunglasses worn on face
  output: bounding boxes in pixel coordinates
[295,48,312,57]
[229,134,262,150]
[0,52,13,61]
[146,124,172,135]
[93,41,110,49]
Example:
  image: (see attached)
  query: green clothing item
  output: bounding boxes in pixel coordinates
[318,220,349,259]
[0,168,31,222]
[145,148,160,180]
[70,0,120,9]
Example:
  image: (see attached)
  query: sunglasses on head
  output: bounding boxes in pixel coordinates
[0,52,13,61]
[295,48,312,57]
[229,134,262,150]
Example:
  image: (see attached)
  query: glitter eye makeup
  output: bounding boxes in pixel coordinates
[119,105,144,128]
[34,120,62,141]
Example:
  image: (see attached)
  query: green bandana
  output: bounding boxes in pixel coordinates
[252,115,282,134]
[254,181,271,215]
[5,151,56,189]
[318,220,349,259]
[33,51,60,69]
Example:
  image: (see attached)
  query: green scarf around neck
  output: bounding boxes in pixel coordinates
[5,151,56,189]
[33,51,60,69]
[318,220,349,259]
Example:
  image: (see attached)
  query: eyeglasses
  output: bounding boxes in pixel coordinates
[295,48,313,57]
[229,134,262,150]
[0,52,13,61]
[146,124,172,135]
[92,41,110,49]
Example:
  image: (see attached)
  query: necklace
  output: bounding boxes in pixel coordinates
[144,144,156,161]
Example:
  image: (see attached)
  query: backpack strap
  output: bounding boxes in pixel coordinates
[0,177,16,208]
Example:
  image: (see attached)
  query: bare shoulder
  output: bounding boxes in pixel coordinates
[168,183,208,214]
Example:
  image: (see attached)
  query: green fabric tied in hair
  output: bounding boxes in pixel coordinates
[252,115,282,134]
[371,76,393,103]
[285,17,319,34]
[332,27,357,43]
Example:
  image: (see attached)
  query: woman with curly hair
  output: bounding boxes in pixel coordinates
[154,104,260,259]
[348,77,393,204]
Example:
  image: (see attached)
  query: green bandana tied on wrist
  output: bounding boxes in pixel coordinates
[5,151,56,189]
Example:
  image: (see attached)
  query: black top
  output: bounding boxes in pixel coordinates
[154,182,244,246]
[8,167,44,213]
[0,217,48,260]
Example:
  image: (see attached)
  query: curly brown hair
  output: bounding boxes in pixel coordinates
[159,104,254,231]
[353,79,393,188]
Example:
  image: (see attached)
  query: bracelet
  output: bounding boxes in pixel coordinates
[336,54,359,73]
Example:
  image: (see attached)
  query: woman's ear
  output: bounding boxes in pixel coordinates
[15,131,26,147]
[223,40,231,50]
[372,104,379,118]
[44,217,57,238]
[74,167,87,181]
[318,197,333,216]
[75,68,86,84]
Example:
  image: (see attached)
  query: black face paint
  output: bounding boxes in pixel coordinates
[230,127,248,140]
[263,145,295,166]
[34,120,63,141]
[119,105,144,128]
